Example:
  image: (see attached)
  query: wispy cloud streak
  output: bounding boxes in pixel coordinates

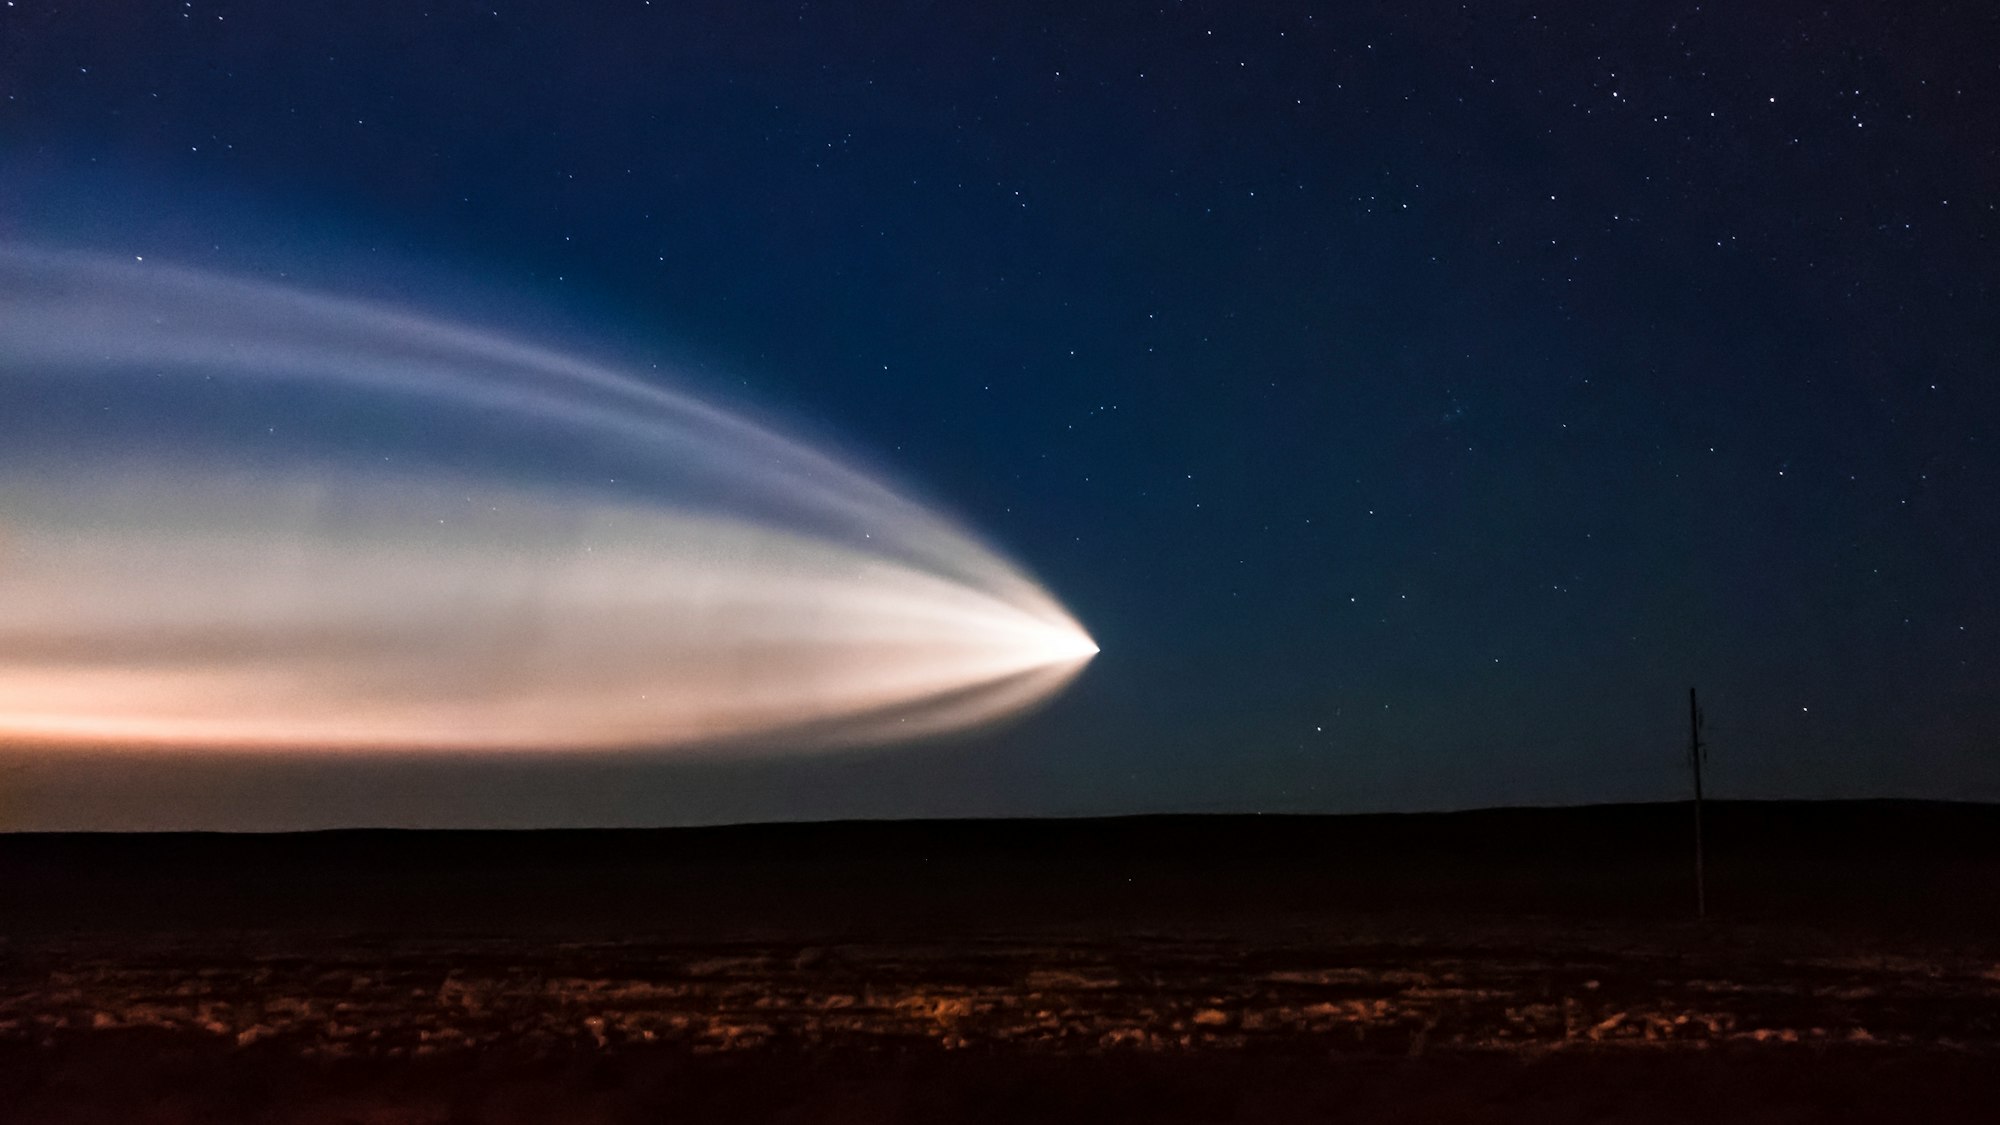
[0,249,1094,753]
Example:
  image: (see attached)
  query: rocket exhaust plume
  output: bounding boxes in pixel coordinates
[0,247,1096,753]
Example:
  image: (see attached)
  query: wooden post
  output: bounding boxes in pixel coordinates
[1689,687,1706,920]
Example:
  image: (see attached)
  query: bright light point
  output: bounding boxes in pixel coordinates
[0,247,1096,754]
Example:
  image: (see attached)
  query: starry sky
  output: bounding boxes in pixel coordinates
[1,0,1996,828]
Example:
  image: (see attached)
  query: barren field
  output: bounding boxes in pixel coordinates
[4,802,1997,1122]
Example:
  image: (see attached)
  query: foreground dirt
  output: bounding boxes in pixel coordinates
[6,807,1999,1121]
[9,927,2000,1057]
[4,925,1999,1123]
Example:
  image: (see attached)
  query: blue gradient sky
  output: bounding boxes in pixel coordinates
[1,0,1995,827]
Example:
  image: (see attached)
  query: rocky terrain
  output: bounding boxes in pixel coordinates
[4,802,1997,1121]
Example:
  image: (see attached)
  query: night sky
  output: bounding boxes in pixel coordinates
[2,0,1996,828]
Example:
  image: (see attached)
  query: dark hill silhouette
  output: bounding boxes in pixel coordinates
[6,799,1996,942]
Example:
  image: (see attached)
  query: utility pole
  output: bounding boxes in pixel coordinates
[1688,687,1706,920]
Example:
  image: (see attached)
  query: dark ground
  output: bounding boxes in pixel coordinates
[4,800,1999,1122]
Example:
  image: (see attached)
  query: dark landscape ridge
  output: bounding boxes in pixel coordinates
[6,799,1999,941]
[6,800,2000,1123]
